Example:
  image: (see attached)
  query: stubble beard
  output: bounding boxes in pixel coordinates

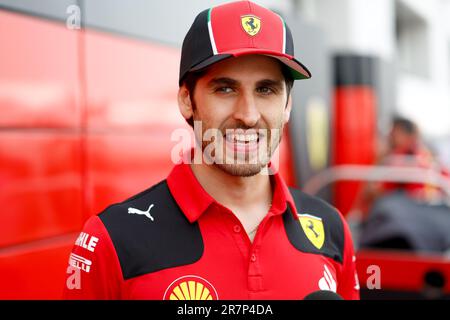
[196,120,283,177]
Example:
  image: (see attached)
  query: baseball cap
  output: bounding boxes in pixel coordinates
[179,0,312,86]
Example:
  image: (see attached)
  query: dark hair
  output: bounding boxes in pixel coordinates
[392,116,417,135]
[182,70,207,128]
[181,60,295,128]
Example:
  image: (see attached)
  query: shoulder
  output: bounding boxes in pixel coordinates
[284,188,346,264]
[289,188,345,230]
[97,180,204,280]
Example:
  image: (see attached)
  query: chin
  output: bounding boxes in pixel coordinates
[215,162,266,177]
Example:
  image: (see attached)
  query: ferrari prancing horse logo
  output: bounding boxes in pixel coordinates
[241,15,261,36]
[298,214,325,249]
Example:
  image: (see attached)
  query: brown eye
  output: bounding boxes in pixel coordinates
[215,87,234,93]
[256,87,274,94]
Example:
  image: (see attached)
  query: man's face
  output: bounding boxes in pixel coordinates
[179,55,292,177]
[389,126,417,152]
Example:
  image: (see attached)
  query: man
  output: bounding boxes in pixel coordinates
[388,117,419,155]
[381,117,429,197]
[353,116,450,216]
[64,0,359,300]
[357,117,450,252]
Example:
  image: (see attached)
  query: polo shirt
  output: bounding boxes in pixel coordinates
[63,161,360,300]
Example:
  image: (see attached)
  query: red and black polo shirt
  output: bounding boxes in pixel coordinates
[63,161,360,300]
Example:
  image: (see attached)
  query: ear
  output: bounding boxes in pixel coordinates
[177,85,194,120]
[283,94,292,124]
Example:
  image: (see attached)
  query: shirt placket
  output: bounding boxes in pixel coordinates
[223,208,275,295]
[247,213,274,295]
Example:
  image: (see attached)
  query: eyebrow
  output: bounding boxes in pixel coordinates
[207,77,284,89]
[255,79,284,90]
[207,77,239,88]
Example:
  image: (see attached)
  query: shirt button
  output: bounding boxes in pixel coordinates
[250,254,257,262]
[233,225,241,233]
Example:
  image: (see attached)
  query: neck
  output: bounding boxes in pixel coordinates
[190,162,272,208]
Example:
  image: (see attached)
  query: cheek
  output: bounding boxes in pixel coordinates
[194,96,234,126]
[261,106,285,128]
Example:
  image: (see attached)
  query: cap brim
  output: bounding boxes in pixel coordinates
[189,48,311,80]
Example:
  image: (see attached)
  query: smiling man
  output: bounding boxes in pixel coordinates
[64,0,360,300]
[182,54,289,177]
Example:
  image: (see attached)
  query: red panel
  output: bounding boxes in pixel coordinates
[0,132,84,247]
[0,234,77,299]
[83,28,190,217]
[84,30,182,130]
[0,11,81,128]
[356,249,450,293]
[86,132,187,217]
[332,86,377,215]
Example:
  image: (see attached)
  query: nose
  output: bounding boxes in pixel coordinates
[232,91,261,127]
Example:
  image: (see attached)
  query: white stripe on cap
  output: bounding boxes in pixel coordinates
[278,14,286,54]
[207,20,218,55]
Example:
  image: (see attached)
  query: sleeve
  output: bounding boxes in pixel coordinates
[336,213,360,300]
[62,215,123,300]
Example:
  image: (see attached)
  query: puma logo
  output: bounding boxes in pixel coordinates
[128,204,154,221]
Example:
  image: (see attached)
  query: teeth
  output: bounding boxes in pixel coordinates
[226,133,258,143]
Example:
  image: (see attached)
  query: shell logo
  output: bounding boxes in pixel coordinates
[163,275,219,300]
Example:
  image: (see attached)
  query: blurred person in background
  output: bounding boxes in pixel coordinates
[353,116,450,219]
[351,116,450,253]
[380,116,449,201]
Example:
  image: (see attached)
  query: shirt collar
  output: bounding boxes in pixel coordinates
[166,159,298,223]
[269,165,299,218]
[166,161,215,223]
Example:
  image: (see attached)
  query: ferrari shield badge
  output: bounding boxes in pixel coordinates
[241,15,261,36]
[298,214,325,249]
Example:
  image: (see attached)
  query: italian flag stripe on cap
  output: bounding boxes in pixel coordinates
[207,8,218,55]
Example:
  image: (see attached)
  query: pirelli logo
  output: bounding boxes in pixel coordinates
[69,253,92,273]
[74,232,99,252]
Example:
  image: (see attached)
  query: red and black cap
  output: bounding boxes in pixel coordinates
[179,0,312,86]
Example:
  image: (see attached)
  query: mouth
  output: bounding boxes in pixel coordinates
[223,130,264,154]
